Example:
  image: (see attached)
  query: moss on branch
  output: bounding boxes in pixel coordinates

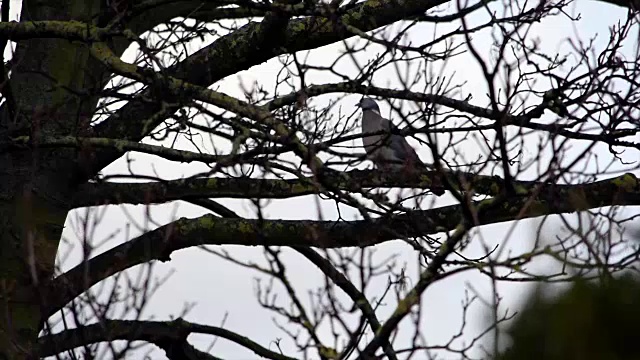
[72,169,475,207]
[0,20,111,42]
[49,172,640,318]
[88,0,451,178]
[73,170,639,209]
[8,136,225,164]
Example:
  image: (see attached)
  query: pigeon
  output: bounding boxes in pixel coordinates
[356,97,445,196]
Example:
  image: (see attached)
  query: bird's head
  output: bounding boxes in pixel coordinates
[356,97,381,114]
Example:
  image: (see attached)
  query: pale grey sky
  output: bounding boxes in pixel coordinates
[17,0,636,358]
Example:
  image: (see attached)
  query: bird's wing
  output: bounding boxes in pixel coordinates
[389,134,422,164]
[361,111,388,156]
[380,118,423,165]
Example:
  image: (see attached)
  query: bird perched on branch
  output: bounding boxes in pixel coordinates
[356,97,445,196]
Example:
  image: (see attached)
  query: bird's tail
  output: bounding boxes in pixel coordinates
[430,173,445,196]
[421,161,445,196]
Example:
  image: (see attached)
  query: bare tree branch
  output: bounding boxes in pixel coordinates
[86,0,451,180]
[37,318,296,360]
[72,169,478,208]
[6,136,226,163]
[45,172,640,319]
[293,246,398,360]
[267,83,640,151]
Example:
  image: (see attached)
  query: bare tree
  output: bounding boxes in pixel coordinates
[1,0,639,358]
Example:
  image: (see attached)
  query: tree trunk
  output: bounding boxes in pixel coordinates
[0,152,72,358]
[0,0,102,357]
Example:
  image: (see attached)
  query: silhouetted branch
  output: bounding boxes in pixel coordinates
[293,246,398,360]
[46,173,640,319]
[37,318,296,360]
[72,169,478,208]
[6,136,225,163]
[88,0,451,180]
[267,83,640,151]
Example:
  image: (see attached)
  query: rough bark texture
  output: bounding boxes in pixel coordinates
[0,0,98,355]
[0,0,206,353]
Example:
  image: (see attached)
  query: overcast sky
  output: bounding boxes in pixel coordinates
[8,0,633,358]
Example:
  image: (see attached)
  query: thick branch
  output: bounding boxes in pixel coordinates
[595,0,640,9]
[88,41,327,180]
[0,20,118,42]
[87,0,449,179]
[46,173,640,318]
[86,0,637,181]
[268,83,640,150]
[72,169,454,208]
[37,318,296,360]
[267,83,527,123]
[7,136,225,164]
[190,7,267,20]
